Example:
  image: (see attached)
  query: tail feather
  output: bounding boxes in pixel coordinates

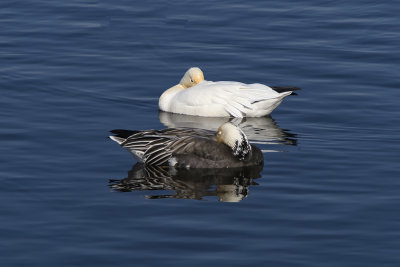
[109,135,126,145]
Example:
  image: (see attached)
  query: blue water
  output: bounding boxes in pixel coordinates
[1,0,400,266]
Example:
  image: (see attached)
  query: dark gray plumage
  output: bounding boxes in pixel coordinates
[110,123,264,168]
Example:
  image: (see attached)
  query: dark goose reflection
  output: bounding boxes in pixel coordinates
[159,111,297,146]
[110,163,263,202]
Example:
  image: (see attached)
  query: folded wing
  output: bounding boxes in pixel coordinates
[111,128,218,165]
[176,81,290,117]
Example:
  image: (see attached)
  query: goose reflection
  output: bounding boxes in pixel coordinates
[159,111,297,146]
[109,163,263,202]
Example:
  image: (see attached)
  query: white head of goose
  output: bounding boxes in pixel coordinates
[178,67,204,89]
[158,67,300,118]
[158,67,204,113]
[215,122,251,161]
[109,122,263,169]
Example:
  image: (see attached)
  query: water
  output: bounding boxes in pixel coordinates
[1,0,400,266]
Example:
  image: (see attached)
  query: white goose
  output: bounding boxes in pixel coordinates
[159,67,300,118]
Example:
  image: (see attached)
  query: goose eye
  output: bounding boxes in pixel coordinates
[190,79,194,83]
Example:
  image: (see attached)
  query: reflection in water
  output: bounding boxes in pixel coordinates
[159,111,297,146]
[110,163,263,202]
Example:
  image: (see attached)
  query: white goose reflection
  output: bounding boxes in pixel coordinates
[159,111,297,146]
[109,163,263,202]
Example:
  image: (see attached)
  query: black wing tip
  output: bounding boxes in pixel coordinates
[271,86,302,93]
[110,129,139,138]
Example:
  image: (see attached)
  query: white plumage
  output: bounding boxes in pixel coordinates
[159,67,299,118]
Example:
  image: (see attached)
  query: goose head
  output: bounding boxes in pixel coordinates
[216,122,252,160]
[179,67,204,88]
